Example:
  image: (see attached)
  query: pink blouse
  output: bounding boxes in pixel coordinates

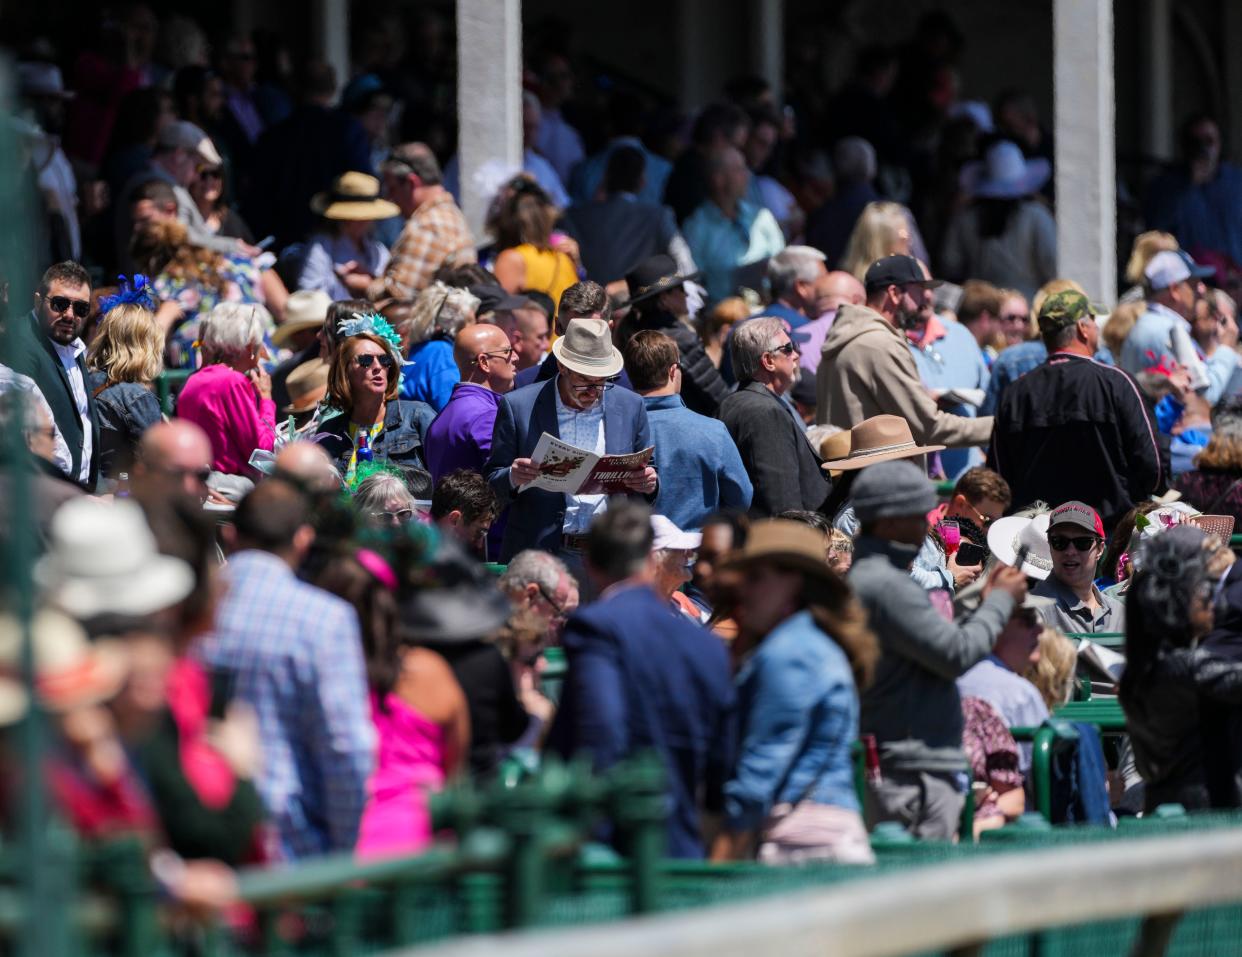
[355,691,448,859]
[175,363,276,476]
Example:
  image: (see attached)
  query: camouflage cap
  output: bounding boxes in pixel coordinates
[1037,290,1105,334]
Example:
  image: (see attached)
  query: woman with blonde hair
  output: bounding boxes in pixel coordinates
[87,284,166,479]
[1121,230,1179,300]
[840,201,917,281]
[398,282,480,411]
[1024,628,1078,710]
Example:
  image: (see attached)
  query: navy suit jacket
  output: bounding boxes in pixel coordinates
[485,377,654,560]
[547,583,736,858]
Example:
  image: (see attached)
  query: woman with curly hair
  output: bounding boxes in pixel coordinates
[1121,525,1242,812]
[711,519,879,865]
[87,287,166,479]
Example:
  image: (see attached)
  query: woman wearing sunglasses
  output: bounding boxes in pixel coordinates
[313,316,436,484]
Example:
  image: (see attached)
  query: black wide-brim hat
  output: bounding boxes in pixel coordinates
[623,254,701,307]
[395,536,513,643]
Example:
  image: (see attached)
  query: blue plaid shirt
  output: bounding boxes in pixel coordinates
[195,550,375,860]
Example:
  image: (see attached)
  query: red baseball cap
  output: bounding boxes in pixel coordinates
[1049,501,1105,538]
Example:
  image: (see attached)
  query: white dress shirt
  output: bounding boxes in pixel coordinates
[51,337,91,483]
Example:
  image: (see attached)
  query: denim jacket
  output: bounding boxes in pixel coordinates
[87,372,163,478]
[313,399,436,478]
[724,609,861,830]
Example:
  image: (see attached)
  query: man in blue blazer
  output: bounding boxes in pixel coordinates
[546,502,736,858]
[486,318,658,563]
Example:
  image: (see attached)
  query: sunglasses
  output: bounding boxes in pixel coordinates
[370,508,413,524]
[44,294,90,319]
[354,353,395,370]
[1000,313,1028,323]
[199,167,224,181]
[1048,534,1100,553]
[768,341,799,357]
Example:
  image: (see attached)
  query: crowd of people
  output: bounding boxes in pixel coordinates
[7,2,1242,922]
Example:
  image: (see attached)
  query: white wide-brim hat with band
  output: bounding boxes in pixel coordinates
[988,512,1053,581]
[551,317,624,378]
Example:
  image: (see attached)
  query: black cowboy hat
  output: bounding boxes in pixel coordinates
[623,254,701,308]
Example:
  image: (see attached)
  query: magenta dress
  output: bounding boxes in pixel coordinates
[355,691,448,859]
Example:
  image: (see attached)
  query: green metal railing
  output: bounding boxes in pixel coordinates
[155,369,192,416]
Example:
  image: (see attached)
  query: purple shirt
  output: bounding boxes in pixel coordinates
[424,383,502,482]
[798,310,837,376]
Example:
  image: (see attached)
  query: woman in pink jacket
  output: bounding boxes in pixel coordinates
[175,302,276,477]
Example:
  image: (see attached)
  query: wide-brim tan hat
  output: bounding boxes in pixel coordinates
[819,429,851,478]
[0,610,129,726]
[551,317,624,378]
[272,289,332,347]
[821,414,945,472]
[311,171,401,221]
[721,519,843,588]
[282,358,330,414]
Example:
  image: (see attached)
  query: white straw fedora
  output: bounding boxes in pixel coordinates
[551,317,624,378]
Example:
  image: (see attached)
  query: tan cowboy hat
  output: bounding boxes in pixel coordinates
[551,317,624,378]
[310,171,401,221]
[0,610,129,726]
[720,519,841,586]
[272,289,332,348]
[282,358,330,414]
[820,414,945,472]
[819,429,851,479]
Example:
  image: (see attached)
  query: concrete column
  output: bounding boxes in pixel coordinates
[313,0,351,92]
[1054,0,1116,303]
[1141,0,1173,161]
[752,0,784,105]
[457,0,523,238]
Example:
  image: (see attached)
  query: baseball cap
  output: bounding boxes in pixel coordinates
[863,254,944,294]
[157,120,223,167]
[651,514,702,551]
[1144,249,1212,291]
[1036,290,1105,335]
[1048,500,1105,538]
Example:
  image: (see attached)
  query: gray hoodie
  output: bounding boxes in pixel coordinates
[849,534,1015,772]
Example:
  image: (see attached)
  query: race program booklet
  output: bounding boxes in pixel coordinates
[527,432,654,495]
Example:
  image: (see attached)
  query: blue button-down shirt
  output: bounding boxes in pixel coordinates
[554,376,608,533]
[195,550,375,860]
[725,610,862,829]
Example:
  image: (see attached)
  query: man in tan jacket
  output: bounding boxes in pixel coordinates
[816,254,993,448]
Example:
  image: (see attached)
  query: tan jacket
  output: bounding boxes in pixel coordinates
[815,303,993,448]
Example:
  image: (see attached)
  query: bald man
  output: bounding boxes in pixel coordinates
[801,270,866,376]
[273,440,341,495]
[132,420,217,503]
[424,323,518,483]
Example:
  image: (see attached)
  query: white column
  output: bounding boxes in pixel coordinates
[313,0,350,92]
[457,0,523,238]
[1141,0,1173,161]
[1054,0,1116,303]
[753,0,784,105]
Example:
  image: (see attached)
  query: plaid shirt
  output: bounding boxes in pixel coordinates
[367,191,475,300]
[195,550,375,860]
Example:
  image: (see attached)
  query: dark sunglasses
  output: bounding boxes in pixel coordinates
[45,294,89,319]
[354,353,395,370]
[769,341,798,356]
[1048,534,1100,553]
[199,167,224,181]
[1000,312,1028,323]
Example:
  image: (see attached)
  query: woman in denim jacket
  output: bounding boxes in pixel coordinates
[312,317,436,484]
[712,519,879,865]
[86,302,166,480]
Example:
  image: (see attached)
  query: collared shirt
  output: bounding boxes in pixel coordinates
[194,550,375,861]
[553,375,607,534]
[367,191,475,301]
[52,337,91,483]
[425,382,502,482]
[682,198,786,303]
[1032,575,1127,634]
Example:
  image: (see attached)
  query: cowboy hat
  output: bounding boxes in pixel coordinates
[0,610,128,726]
[960,140,1051,200]
[551,317,624,378]
[820,415,945,472]
[819,428,851,479]
[987,512,1054,581]
[622,254,701,308]
[271,289,332,348]
[721,519,840,586]
[311,171,401,221]
[282,357,330,414]
[36,499,196,618]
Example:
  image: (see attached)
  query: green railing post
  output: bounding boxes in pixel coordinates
[609,754,667,915]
